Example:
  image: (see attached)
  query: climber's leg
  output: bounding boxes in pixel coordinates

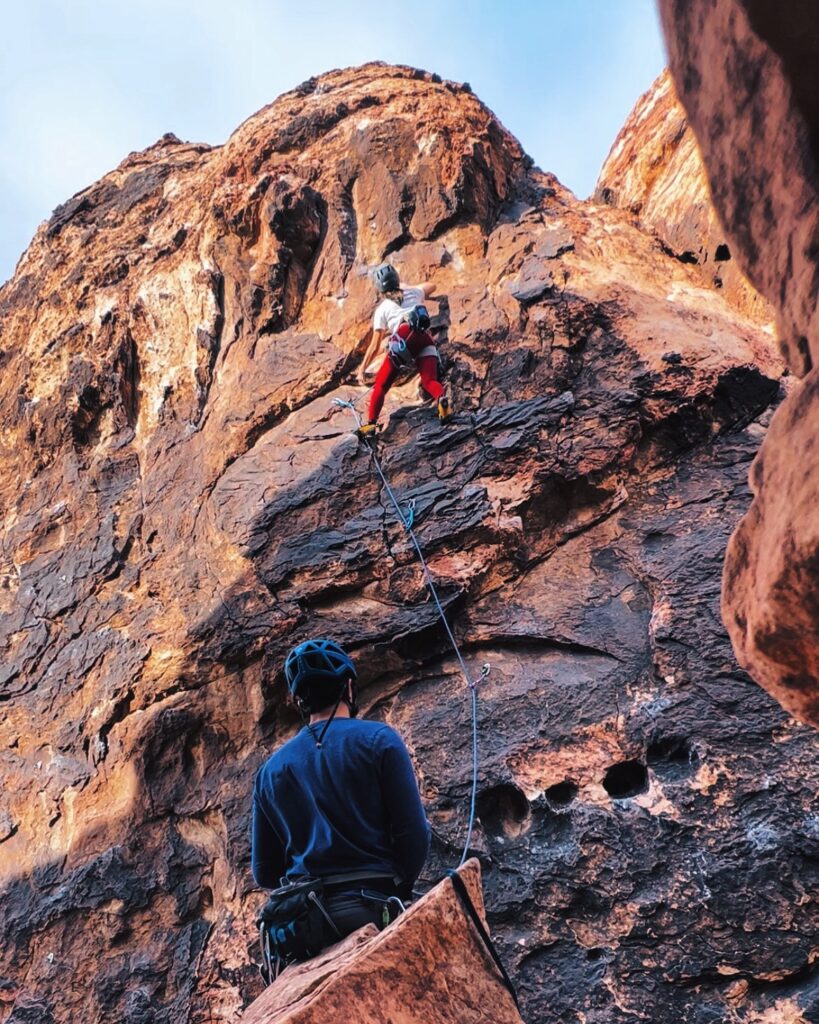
[367,357,400,423]
[417,355,444,402]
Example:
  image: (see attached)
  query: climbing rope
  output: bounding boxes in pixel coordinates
[333,397,488,866]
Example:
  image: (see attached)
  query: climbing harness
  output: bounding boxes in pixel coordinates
[259,875,406,983]
[447,870,521,1011]
[358,889,407,928]
[333,396,489,867]
[387,318,429,370]
[257,876,341,979]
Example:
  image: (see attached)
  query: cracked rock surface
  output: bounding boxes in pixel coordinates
[0,62,817,1024]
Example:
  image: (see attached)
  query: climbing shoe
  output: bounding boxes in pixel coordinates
[357,421,378,439]
[437,395,453,422]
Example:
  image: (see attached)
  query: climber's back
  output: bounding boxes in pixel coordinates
[253,715,429,887]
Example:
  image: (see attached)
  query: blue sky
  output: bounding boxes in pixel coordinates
[0,1,666,283]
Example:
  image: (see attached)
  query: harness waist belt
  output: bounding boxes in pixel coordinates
[321,871,400,894]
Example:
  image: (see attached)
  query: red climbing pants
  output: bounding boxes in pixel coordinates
[367,326,443,423]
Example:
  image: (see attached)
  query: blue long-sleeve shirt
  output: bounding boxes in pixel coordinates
[251,718,430,890]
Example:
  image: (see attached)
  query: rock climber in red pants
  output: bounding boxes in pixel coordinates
[357,263,453,438]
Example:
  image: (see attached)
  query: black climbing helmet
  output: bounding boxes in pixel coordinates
[406,304,431,332]
[284,638,357,712]
[374,263,400,293]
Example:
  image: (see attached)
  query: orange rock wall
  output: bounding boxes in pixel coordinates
[659,0,819,728]
[596,69,773,326]
[0,62,817,1024]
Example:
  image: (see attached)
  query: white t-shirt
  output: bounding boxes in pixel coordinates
[373,285,437,359]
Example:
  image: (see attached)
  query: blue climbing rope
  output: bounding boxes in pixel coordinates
[333,397,488,866]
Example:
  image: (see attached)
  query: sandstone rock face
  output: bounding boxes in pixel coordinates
[596,69,773,326]
[723,370,819,728]
[242,860,524,1024]
[0,62,817,1024]
[659,0,819,728]
[658,0,819,378]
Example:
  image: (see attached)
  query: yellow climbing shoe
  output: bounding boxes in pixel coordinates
[437,395,453,422]
[357,421,378,439]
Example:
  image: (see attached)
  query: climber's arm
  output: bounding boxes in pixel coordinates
[251,783,286,888]
[378,727,431,891]
[358,326,384,381]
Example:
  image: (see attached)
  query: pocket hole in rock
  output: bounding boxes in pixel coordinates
[544,780,578,808]
[477,783,532,839]
[602,760,648,799]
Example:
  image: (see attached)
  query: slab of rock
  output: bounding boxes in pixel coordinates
[243,928,380,1023]
[0,61,817,1024]
[659,0,819,727]
[242,859,523,1024]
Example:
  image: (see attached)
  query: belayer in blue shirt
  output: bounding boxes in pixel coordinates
[252,638,430,968]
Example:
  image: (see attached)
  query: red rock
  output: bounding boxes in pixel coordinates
[596,69,773,326]
[658,0,819,377]
[242,859,523,1024]
[722,372,819,726]
[659,0,819,727]
[0,61,816,1024]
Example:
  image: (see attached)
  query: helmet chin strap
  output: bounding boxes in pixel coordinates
[313,693,342,748]
[310,681,357,748]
